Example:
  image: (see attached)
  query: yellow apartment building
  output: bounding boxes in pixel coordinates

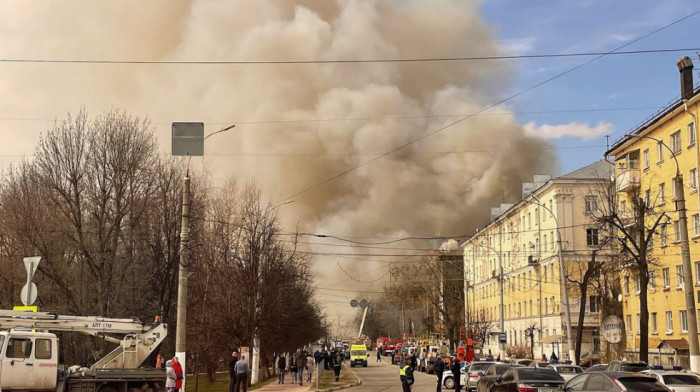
[606,57,700,366]
[462,160,614,363]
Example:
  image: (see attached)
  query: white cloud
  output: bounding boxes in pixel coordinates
[524,121,613,140]
[500,36,536,55]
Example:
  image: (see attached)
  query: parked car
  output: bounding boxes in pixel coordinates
[563,372,670,392]
[584,364,608,373]
[529,361,554,369]
[467,362,503,391]
[546,365,584,381]
[491,368,565,392]
[605,361,651,373]
[643,367,700,392]
[476,364,524,392]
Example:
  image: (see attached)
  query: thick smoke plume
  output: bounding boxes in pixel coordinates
[0,1,556,312]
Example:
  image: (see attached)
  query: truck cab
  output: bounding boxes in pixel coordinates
[0,331,58,390]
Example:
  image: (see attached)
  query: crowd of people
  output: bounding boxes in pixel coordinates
[155,354,184,392]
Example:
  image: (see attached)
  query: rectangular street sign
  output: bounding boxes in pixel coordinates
[172,122,204,156]
[499,332,507,344]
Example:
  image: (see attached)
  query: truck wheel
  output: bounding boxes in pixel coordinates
[444,376,455,389]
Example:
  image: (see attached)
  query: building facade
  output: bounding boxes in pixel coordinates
[606,57,700,366]
[462,160,613,363]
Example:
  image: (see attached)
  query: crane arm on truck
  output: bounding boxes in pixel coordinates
[0,309,167,371]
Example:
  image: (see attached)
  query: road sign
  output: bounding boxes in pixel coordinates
[21,283,37,306]
[499,332,507,344]
[172,122,204,156]
[359,299,368,309]
[350,299,358,307]
[23,256,40,279]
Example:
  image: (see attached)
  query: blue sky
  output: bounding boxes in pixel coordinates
[480,0,700,174]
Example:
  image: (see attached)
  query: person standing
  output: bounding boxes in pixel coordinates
[172,357,183,392]
[399,356,415,392]
[377,349,382,362]
[290,354,298,383]
[306,351,315,383]
[166,360,177,392]
[332,349,343,382]
[410,353,417,371]
[277,353,286,384]
[296,351,306,386]
[229,352,239,392]
[234,354,249,392]
[450,355,461,392]
[433,355,445,392]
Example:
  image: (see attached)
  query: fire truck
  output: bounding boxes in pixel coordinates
[0,309,166,392]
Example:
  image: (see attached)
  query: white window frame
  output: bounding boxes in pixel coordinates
[666,311,673,333]
[675,220,682,243]
[659,183,665,204]
[671,131,682,154]
[681,310,689,332]
[691,168,698,191]
[643,149,650,169]
[584,196,598,213]
[624,276,630,295]
[586,228,599,247]
[657,141,664,162]
[626,315,632,333]
[661,225,668,247]
[696,261,700,284]
[645,189,651,207]
[694,214,700,237]
[651,312,658,333]
[634,274,641,294]
[663,267,671,289]
[677,265,685,288]
[689,122,696,146]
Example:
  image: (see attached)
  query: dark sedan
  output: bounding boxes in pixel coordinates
[562,372,670,392]
[491,368,565,392]
[476,364,524,392]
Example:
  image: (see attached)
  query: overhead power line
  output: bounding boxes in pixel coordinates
[1,47,698,65]
[279,9,700,202]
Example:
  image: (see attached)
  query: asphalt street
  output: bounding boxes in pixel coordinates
[350,357,443,392]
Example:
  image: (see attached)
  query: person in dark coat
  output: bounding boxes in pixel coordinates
[433,355,445,392]
[277,353,286,384]
[323,350,330,370]
[550,352,558,363]
[400,356,415,392]
[331,349,343,382]
[229,352,239,392]
[377,349,382,362]
[450,355,461,392]
[410,353,417,371]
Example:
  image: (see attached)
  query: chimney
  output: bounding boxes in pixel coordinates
[677,56,694,100]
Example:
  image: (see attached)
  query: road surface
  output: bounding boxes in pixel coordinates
[350,359,442,392]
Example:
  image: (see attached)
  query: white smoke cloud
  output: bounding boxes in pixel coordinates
[0,0,557,316]
[524,121,613,140]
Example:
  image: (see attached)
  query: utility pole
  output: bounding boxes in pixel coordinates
[676,176,700,370]
[175,174,190,386]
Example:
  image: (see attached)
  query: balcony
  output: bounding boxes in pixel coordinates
[616,168,640,193]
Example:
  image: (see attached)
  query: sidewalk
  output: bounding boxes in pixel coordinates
[255,373,313,392]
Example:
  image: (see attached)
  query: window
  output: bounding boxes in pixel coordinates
[677,265,685,287]
[543,234,548,251]
[545,298,548,314]
[696,262,700,284]
[650,270,657,289]
[6,338,32,359]
[528,213,531,229]
[691,169,698,191]
[585,196,598,213]
[586,228,599,246]
[666,311,674,333]
[551,296,556,312]
[661,225,668,247]
[551,231,555,249]
[659,183,666,204]
[663,268,671,289]
[566,374,588,391]
[689,122,696,146]
[35,339,51,360]
[671,131,682,154]
[694,214,700,237]
[643,149,650,169]
[681,310,688,332]
[621,200,627,216]
[544,266,548,283]
[657,141,664,162]
[637,314,640,335]
[626,315,632,333]
[634,274,641,294]
[624,276,630,294]
[589,296,600,313]
[651,312,658,333]
[645,189,651,207]
[675,220,682,243]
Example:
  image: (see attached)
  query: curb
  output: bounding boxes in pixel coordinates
[313,364,363,392]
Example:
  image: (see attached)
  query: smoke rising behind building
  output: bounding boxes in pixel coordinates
[0,0,557,315]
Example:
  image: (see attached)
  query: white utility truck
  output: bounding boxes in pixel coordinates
[0,309,167,392]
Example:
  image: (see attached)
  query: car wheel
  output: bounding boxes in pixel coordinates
[444,376,455,389]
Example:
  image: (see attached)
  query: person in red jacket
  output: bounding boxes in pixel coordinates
[172,356,184,392]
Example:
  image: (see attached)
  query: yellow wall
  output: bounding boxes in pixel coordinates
[609,96,700,356]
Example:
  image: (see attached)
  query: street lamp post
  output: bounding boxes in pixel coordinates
[625,133,699,371]
[522,197,576,365]
[174,124,234,390]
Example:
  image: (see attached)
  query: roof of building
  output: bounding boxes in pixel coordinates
[557,159,613,180]
[606,85,700,156]
[657,338,689,350]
